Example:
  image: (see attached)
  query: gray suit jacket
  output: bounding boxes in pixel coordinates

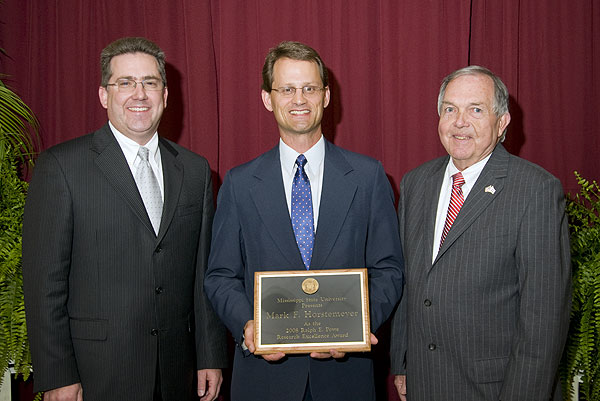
[390,144,571,401]
[23,124,227,401]
[204,139,404,401]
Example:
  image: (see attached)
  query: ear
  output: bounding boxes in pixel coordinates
[163,86,168,108]
[261,90,273,112]
[98,86,108,109]
[323,86,331,109]
[497,112,511,138]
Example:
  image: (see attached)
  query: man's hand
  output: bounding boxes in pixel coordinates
[43,383,83,401]
[394,374,407,401]
[244,320,286,361]
[197,369,223,401]
[310,333,379,359]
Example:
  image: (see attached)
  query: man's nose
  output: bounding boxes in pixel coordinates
[453,110,469,128]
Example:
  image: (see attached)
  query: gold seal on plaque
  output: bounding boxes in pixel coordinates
[301,278,319,295]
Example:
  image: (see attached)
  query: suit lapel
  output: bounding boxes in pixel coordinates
[92,125,155,235]
[434,145,509,263]
[156,138,183,241]
[249,146,305,267]
[311,141,357,268]
[92,125,182,239]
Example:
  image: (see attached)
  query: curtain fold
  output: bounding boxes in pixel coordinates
[1,0,596,194]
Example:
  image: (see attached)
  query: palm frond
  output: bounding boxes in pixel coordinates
[0,80,40,165]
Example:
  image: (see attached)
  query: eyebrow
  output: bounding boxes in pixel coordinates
[277,81,321,87]
[115,75,161,80]
[441,100,486,107]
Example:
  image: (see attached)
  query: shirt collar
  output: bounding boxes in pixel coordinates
[279,135,325,176]
[109,121,160,166]
[446,153,492,187]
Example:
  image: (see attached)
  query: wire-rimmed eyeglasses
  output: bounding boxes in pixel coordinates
[105,78,165,92]
[271,86,325,97]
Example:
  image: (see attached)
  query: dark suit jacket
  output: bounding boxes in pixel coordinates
[204,139,404,401]
[390,144,571,401]
[22,124,227,401]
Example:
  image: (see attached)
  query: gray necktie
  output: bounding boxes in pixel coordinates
[135,146,163,235]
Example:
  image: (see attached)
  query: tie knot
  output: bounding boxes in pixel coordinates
[452,172,465,188]
[296,154,307,169]
[138,146,150,162]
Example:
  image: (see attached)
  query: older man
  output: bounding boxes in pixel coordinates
[23,37,227,401]
[390,65,571,401]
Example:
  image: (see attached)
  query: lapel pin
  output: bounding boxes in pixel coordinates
[485,185,496,194]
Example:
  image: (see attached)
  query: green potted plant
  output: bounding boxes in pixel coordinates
[0,74,39,393]
[560,172,600,401]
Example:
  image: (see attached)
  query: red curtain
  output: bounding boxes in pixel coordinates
[2,0,598,194]
[2,0,598,399]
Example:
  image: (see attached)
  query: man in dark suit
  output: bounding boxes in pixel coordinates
[204,41,404,401]
[390,66,571,401]
[23,37,227,401]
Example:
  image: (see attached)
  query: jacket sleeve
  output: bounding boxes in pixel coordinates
[499,175,572,400]
[194,161,228,369]
[22,150,80,392]
[365,162,405,331]
[390,177,408,375]
[204,170,253,344]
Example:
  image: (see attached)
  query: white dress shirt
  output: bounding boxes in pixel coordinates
[109,121,164,200]
[279,135,325,230]
[432,154,491,262]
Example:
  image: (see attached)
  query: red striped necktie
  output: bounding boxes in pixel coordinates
[439,172,465,249]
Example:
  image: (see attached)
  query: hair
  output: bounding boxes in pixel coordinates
[437,65,510,141]
[100,37,167,87]
[261,41,328,92]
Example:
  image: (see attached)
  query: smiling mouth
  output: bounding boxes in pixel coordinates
[290,110,309,115]
[453,135,471,140]
[128,107,149,112]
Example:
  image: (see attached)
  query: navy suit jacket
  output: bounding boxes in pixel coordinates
[205,139,404,401]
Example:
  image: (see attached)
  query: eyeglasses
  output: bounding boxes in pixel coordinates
[105,78,165,92]
[271,86,325,97]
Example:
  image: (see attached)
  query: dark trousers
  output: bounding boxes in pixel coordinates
[303,379,313,401]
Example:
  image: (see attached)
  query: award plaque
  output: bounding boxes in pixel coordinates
[254,269,370,354]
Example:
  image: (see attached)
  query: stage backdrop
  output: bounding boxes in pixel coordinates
[1,1,598,400]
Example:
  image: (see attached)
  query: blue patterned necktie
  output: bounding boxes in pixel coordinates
[292,154,315,269]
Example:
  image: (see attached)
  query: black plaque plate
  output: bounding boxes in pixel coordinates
[254,269,370,354]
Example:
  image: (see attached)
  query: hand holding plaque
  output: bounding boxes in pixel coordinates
[253,269,371,355]
[243,320,285,361]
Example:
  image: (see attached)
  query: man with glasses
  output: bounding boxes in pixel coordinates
[23,37,227,401]
[205,41,404,401]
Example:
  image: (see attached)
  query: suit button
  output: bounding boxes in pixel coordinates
[151,329,159,336]
[155,286,163,294]
[424,299,432,307]
[155,246,162,253]
[428,343,436,351]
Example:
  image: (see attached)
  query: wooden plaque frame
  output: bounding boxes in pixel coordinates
[254,268,370,354]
